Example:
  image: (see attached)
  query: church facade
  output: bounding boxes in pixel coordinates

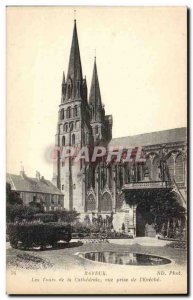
[52,20,187,236]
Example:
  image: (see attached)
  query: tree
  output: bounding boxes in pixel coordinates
[6,183,23,205]
[6,183,45,222]
[148,191,186,238]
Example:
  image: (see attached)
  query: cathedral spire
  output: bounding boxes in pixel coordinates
[66,19,83,100]
[89,57,102,108]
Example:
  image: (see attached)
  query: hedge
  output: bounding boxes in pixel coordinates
[7,222,72,250]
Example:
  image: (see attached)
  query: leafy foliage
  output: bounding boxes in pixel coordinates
[6,183,44,222]
[28,200,44,213]
[7,205,42,223]
[6,183,23,205]
[50,209,80,224]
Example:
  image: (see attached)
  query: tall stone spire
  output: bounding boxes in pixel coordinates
[89,57,102,106]
[89,57,103,121]
[65,20,83,100]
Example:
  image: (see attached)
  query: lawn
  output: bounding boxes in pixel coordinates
[6,239,187,271]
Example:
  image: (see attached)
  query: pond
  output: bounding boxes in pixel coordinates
[82,252,171,266]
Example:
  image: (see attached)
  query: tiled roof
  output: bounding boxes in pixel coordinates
[6,173,63,195]
[109,127,187,148]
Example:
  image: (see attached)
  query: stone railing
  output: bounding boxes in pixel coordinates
[122,181,173,190]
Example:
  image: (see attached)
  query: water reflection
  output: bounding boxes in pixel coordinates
[84,252,171,266]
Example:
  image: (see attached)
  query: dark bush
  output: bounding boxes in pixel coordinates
[7,222,72,250]
[166,241,187,249]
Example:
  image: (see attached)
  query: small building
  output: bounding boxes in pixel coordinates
[7,171,64,212]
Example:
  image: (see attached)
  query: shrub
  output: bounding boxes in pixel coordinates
[7,222,72,249]
[7,204,43,223]
[72,222,90,237]
[52,209,80,224]
[166,241,187,249]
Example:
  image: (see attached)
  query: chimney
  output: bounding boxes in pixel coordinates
[36,171,41,181]
[20,163,26,179]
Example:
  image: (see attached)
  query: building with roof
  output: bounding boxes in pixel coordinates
[7,171,64,212]
[52,20,187,236]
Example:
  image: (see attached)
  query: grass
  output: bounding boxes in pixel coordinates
[6,240,187,270]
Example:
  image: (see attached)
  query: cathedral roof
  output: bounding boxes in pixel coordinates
[89,58,102,107]
[7,173,63,195]
[109,127,187,148]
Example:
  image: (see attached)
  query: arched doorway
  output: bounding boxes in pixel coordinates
[136,202,155,237]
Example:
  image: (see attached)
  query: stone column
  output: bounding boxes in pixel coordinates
[112,166,116,212]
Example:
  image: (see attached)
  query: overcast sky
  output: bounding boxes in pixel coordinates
[7,6,187,180]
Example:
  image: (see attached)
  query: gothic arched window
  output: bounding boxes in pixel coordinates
[101,192,112,212]
[72,134,75,145]
[175,154,184,183]
[66,107,71,119]
[60,108,64,120]
[167,154,175,180]
[69,122,74,131]
[152,156,160,181]
[86,194,96,212]
[144,157,152,181]
[73,105,78,117]
[62,136,65,146]
[63,123,68,132]
[95,125,98,134]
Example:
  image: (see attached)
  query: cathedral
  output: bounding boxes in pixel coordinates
[52,20,187,236]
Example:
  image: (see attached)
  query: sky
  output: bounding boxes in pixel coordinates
[6,6,187,180]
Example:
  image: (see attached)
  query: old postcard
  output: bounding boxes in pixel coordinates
[6,6,188,295]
